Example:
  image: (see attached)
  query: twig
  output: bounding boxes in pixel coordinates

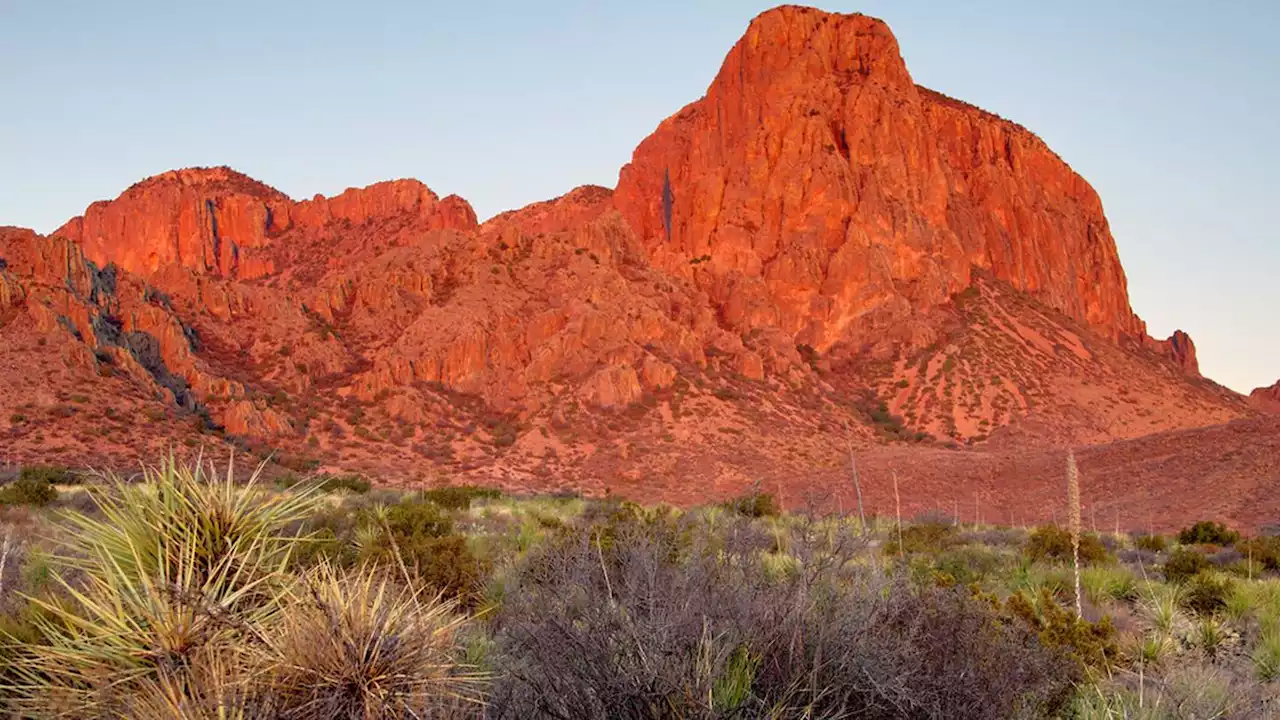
[843,421,867,535]
[892,470,904,560]
[596,534,614,607]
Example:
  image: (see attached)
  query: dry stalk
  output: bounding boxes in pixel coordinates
[844,421,867,535]
[892,470,904,560]
[1067,450,1082,619]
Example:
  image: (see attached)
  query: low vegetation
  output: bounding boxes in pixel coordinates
[0,458,1278,717]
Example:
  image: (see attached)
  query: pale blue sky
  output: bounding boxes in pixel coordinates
[2,1,1276,393]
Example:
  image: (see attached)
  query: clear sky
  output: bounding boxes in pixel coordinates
[2,1,1276,393]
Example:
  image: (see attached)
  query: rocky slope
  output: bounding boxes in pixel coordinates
[0,6,1269,525]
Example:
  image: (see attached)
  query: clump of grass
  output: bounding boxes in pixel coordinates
[1081,565,1138,604]
[253,561,479,718]
[1255,622,1280,681]
[16,466,78,485]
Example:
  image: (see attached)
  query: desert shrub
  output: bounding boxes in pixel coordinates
[317,473,371,494]
[723,490,779,518]
[361,499,486,603]
[1178,521,1240,547]
[1182,572,1234,615]
[1134,533,1168,553]
[1238,536,1280,571]
[18,466,77,485]
[0,474,58,507]
[930,546,1008,587]
[1006,588,1119,671]
[887,520,959,556]
[1164,547,1213,584]
[422,484,502,510]
[1024,525,1108,565]
[487,516,1076,719]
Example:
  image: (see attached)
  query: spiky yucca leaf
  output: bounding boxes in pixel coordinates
[254,561,481,719]
[6,456,322,715]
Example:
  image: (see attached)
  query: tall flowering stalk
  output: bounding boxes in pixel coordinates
[1067,450,1082,619]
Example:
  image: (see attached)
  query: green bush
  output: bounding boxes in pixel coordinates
[1134,534,1168,553]
[931,546,1006,586]
[361,499,486,604]
[1024,525,1108,565]
[1007,588,1118,671]
[886,521,959,556]
[1163,548,1212,584]
[723,491,779,518]
[421,484,501,510]
[18,466,77,485]
[0,474,59,506]
[1178,521,1239,547]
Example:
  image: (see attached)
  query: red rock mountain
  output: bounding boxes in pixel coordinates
[0,6,1269,529]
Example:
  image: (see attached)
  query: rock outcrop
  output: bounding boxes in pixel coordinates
[54,168,478,284]
[1252,381,1280,412]
[614,6,1144,354]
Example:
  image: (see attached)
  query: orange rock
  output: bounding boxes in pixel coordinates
[1251,380,1280,412]
[614,6,1144,352]
[580,365,643,408]
[54,168,477,287]
[223,400,293,437]
[1144,329,1199,376]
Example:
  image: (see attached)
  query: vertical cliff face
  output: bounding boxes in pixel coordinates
[614,5,1144,351]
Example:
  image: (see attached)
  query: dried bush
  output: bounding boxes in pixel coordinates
[487,514,1076,719]
[252,562,479,719]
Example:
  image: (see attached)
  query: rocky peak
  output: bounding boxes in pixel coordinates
[614,5,1144,353]
[53,169,476,284]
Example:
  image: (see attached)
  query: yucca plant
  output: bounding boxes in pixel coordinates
[252,561,480,719]
[5,455,321,715]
